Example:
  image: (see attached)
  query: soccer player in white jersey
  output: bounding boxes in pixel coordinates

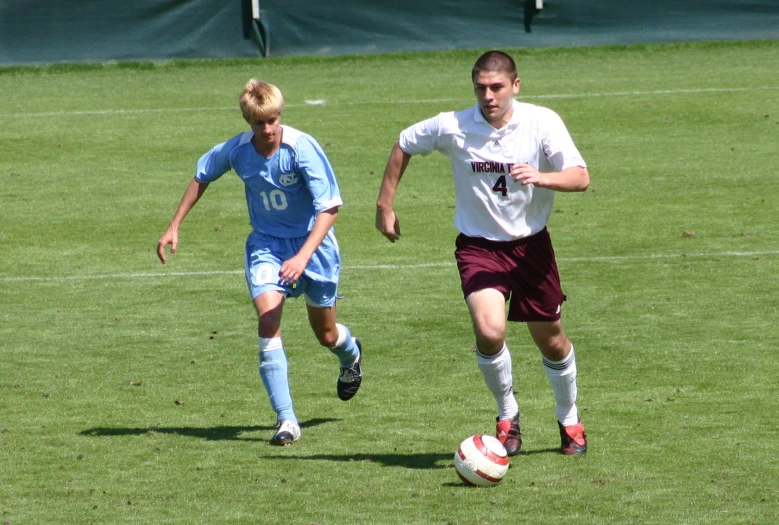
[376,50,589,455]
[157,79,363,446]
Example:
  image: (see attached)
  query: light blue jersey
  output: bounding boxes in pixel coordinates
[196,125,343,238]
[195,125,344,305]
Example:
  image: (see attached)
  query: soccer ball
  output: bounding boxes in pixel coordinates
[453,434,510,487]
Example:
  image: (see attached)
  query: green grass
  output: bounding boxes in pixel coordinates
[1,40,778,524]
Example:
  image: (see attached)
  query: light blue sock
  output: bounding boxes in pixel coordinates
[329,323,359,366]
[259,337,297,423]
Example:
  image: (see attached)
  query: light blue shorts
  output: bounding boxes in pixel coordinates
[244,229,341,307]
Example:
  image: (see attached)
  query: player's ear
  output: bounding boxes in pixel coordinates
[513,78,521,95]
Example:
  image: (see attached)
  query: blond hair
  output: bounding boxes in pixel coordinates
[239,79,284,121]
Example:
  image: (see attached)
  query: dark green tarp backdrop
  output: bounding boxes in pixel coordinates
[1,0,777,65]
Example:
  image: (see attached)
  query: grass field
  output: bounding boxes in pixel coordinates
[1,40,778,524]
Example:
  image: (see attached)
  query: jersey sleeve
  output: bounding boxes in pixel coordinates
[295,134,343,213]
[195,134,244,183]
[540,109,587,171]
[398,115,442,157]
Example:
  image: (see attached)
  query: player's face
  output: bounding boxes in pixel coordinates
[473,71,520,128]
[247,112,282,150]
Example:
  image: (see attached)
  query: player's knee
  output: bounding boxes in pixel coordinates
[315,329,339,348]
[257,317,280,338]
[537,334,571,359]
[475,331,505,355]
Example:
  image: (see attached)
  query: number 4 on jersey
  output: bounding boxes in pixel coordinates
[492,175,508,197]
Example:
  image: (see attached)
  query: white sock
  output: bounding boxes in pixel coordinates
[333,323,348,348]
[329,323,359,366]
[476,343,519,420]
[542,345,579,426]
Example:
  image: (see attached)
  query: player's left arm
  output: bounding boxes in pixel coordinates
[510,164,589,192]
[279,135,341,284]
[279,207,339,284]
[510,109,590,192]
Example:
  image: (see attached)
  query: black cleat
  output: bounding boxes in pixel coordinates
[337,339,362,401]
[558,419,587,455]
[496,413,522,456]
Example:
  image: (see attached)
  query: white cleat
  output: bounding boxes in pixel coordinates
[270,420,301,446]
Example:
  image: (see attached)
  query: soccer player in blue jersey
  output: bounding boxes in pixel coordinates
[156,79,363,446]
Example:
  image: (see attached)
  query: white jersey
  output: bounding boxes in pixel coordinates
[398,100,586,241]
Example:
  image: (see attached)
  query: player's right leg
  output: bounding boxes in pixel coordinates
[465,288,521,456]
[253,291,299,445]
[456,235,522,455]
[245,232,300,445]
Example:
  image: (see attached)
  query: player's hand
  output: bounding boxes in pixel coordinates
[376,208,401,243]
[279,255,308,285]
[510,163,547,187]
[156,229,179,264]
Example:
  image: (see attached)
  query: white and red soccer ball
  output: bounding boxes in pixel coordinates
[453,434,510,487]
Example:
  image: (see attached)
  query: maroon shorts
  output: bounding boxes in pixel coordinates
[454,228,566,322]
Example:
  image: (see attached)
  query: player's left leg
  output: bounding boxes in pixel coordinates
[527,320,587,455]
[306,302,362,401]
[300,231,362,401]
[510,228,586,454]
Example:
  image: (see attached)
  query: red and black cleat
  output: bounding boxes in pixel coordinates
[558,419,587,455]
[496,413,522,456]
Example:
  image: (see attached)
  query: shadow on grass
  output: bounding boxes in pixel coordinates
[263,446,561,470]
[79,417,340,442]
[263,452,453,470]
[81,419,561,468]
[523,447,562,455]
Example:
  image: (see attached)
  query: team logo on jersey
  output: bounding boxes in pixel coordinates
[278,172,299,186]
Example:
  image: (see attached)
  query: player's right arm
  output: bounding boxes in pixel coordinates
[156,177,209,263]
[157,137,237,263]
[376,141,411,243]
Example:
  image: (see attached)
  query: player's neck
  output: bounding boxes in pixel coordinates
[252,130,282,158]
[485,106,514,130]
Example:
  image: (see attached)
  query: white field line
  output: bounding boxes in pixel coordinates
[1,87,776,119]
[2,250,777,283]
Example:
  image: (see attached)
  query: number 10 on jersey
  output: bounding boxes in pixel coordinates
[259,190,289,211]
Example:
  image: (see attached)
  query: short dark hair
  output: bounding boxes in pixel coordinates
[471,50,517,82]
